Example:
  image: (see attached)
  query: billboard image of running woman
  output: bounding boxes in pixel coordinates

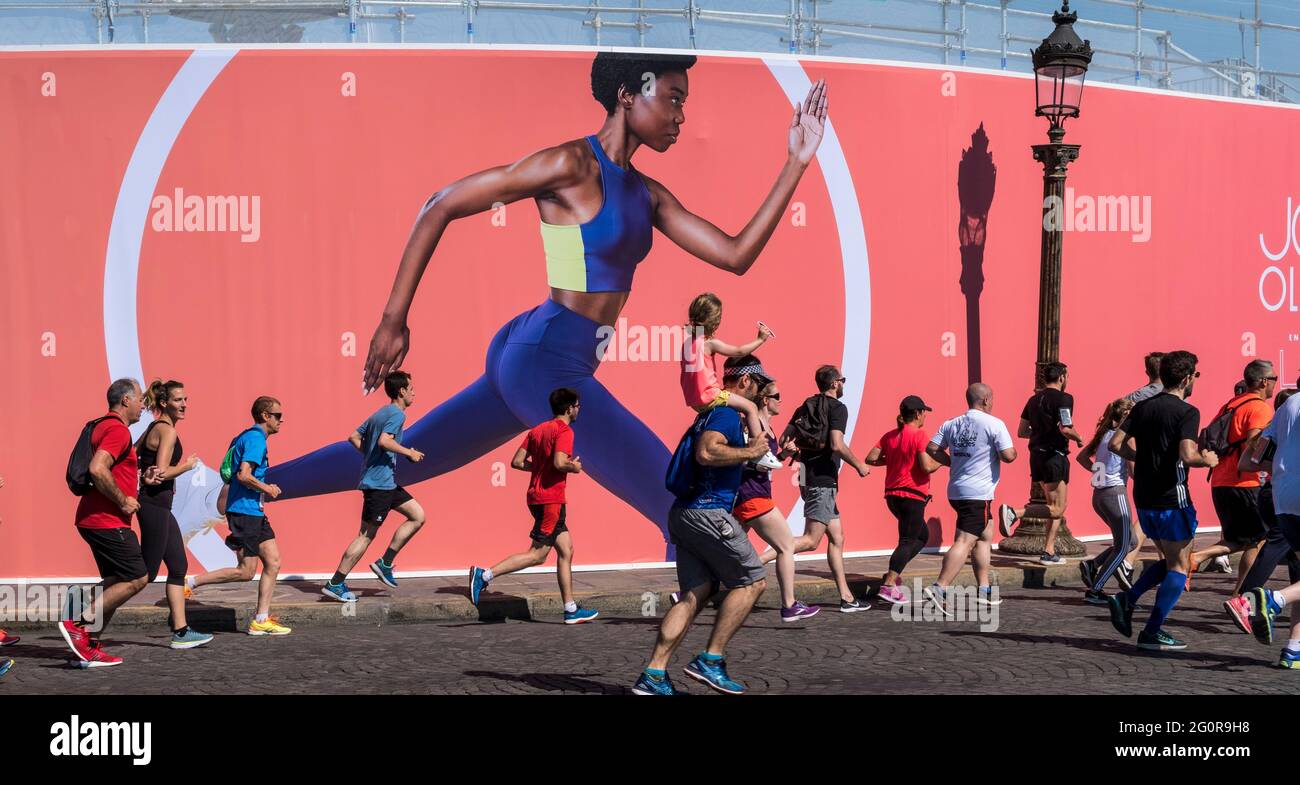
[266,53,829,546]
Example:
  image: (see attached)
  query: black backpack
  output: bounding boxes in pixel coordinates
[1198,397,1260,457]
[66,416,132,496]
[785,394,833,454]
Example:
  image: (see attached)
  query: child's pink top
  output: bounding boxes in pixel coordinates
[680,332,723,408]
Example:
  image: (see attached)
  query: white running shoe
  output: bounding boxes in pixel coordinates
[998,504,1017,538]
[755,451,783,470]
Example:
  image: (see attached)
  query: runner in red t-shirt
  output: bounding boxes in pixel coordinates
[864,396,943,605]
[59,379,151,668]
[468,388,598,623]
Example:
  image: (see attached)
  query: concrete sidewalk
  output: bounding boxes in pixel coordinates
[6,534,1232,631]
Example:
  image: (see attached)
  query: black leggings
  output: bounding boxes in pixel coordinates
[137,501,188,586]
[886,495,928,575]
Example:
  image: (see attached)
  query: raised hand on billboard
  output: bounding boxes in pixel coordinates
[789,79,828,165]
[364,318,411,395]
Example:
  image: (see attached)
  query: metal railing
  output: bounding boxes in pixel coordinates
[2,0,1297,103]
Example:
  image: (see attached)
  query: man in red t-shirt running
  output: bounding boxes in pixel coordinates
[59,379,151,667]
[468,388,598,624]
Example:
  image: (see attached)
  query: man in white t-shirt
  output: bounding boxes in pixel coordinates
[923,383,1018,612]
[1236,392,1300,666]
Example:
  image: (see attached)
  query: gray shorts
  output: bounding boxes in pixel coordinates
[801,485,840,523]
[669,507,766,592]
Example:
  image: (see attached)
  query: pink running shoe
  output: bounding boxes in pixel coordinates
[1223,594,1251,634]
[877,584,909,605]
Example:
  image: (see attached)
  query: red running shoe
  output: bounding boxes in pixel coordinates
[77,640,123,668]
[0,629,19,647]
[58,620,93,662]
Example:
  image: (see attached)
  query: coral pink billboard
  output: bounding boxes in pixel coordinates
[2,46,1295,579]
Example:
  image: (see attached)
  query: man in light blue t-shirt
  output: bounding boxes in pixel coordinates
[322,371,426,603]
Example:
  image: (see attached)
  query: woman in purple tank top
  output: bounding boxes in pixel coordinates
[733,381,820,622]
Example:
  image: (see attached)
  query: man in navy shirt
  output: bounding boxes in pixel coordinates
[633,355,773,696]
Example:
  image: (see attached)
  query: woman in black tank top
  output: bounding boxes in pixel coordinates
[139,420,182,503]
[136,379,212,649]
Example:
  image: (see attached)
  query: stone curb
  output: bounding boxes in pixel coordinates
[4,558,1099,632]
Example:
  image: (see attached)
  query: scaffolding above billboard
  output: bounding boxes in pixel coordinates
[1,1,1297,103]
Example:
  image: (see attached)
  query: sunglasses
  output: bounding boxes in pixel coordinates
[764,393,781,401]
[267,412,284,421]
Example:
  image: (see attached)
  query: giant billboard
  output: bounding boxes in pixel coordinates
[2,46,1295,579]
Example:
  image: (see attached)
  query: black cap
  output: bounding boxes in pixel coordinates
[900,395,932,414]
[724,360,774,388]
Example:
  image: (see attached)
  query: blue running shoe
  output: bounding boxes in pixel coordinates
[321,582,357,603]
[1137,628,1187,651]
[469,567,488,606]
[564,607,599,624]
[170,628,214,650]
[684,655,745,695]
[1279,648,1300,669]
[370,559,398,588]
[1251,587,1281,645]
[0,658,12,679]
[631,670,677,695]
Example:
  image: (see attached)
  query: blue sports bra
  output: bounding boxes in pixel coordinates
[539,135,653,293]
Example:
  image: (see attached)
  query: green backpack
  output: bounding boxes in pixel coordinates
[219,428,259,484]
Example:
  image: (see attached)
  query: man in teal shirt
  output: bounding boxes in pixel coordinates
[323,371,427,602]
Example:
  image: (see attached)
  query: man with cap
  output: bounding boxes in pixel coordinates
[864,395,944,604]
[771,364,874,612]
[632,355,774,696]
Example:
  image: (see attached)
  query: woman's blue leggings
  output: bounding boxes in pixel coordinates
[267,299,675,542]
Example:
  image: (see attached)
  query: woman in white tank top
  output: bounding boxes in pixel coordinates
[1076,398,1139,602]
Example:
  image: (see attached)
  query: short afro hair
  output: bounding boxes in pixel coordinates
[591,51,697,115]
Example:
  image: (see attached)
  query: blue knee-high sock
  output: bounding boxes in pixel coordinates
[1125,560,1167,602]
[1144,570,1187,634]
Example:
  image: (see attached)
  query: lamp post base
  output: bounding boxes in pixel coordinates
[996,482,1088,557]
[996,515,1088,557]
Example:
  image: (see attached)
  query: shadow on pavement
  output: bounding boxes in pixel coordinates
[461,669,624,694]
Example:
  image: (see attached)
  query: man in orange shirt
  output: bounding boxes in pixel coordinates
[1190,360,1278,593]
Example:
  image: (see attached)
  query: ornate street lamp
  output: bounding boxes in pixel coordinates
[1030,0,1092,388]
[998,1,1093,559]
[1033,1,1093,147]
